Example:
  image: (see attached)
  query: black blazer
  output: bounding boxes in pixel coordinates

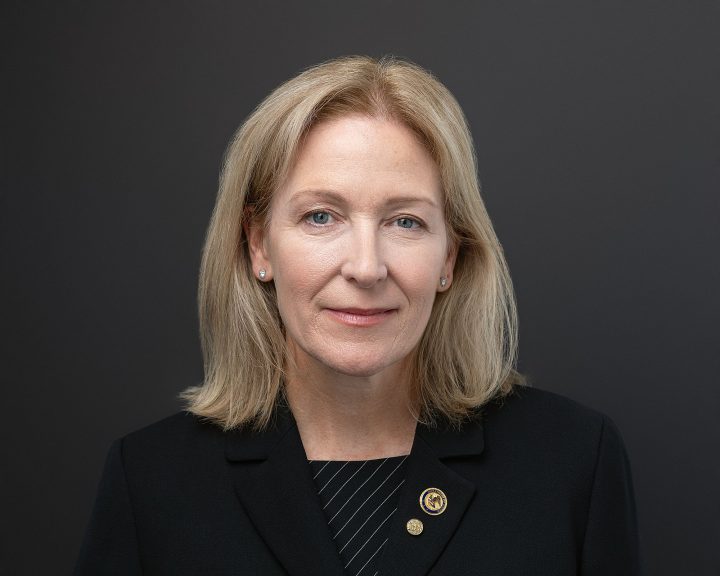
[75,386,641,575]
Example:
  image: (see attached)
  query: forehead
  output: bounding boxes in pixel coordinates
[297,114,433,167]
[276,114,442,207]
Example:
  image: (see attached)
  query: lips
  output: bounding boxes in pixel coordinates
[330,308,394,315]
[324,307,396,327]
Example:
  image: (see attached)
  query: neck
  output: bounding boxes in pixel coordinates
[284,353,418,461]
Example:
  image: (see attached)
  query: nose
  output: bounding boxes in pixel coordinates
[340,222,388,288]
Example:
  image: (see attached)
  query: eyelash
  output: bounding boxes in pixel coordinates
[302,210,424,230]
[305,211,334,226]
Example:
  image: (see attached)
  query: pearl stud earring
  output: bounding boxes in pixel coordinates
[440,277,447,288]
[258,269,267,280]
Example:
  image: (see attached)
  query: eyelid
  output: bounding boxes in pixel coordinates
[393,215,425,229]
[302,208,336,226]
[301,209,426,229]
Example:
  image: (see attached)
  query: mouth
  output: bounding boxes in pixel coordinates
[324,308,397,327]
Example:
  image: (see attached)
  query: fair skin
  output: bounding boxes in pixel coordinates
[247,114,457,460]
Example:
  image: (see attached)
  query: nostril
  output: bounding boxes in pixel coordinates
[340,235,388,287]
[341,262,388,287]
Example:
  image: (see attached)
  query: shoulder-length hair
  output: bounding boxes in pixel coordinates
[182,55,522,430]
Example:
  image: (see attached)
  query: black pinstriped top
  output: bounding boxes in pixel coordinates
[309,456,409,576]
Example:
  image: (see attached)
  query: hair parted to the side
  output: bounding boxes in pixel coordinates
[181,55,523,431]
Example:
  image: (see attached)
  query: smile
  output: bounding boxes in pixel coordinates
[324,308,396,327]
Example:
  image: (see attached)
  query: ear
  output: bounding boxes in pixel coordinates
[243,208,273,281]
[438,238,459,292]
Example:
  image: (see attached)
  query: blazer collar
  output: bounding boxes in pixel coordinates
[225,407,484,576]
[377,416,483,575]
[225,405,345,575]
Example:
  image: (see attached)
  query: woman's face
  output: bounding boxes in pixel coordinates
[248,114,456,379]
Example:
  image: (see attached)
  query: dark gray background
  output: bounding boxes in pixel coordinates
[2,1,718,574]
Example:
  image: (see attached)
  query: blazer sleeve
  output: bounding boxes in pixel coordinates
[74,438,143,575]
[580,415,642,575]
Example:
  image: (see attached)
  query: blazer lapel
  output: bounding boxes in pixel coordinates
[376,418,484,575]
[225,408,345,576]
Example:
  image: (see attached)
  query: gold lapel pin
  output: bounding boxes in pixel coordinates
[419,487,447,516]
[406,518,424,536]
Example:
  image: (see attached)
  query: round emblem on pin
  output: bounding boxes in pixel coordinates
[406,518,424,536]
[419,487,447,516]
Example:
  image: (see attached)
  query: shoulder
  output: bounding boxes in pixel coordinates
[122,410,225,450]
[123,410,225,445]
[479,385,628,476]
[484,384,610,438]
[116,411,228,482]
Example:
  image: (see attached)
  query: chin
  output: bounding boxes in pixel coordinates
[327,359,389,378]
[317,351,403,379]
[287,334,411,379]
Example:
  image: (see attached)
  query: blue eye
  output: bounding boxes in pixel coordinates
[309,211,331,225]
[397,217,419,229]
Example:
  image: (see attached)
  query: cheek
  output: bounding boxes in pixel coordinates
[271,240,339,316]
[388,250,443,337]
[274,272,318,339]
[274,265,315,305]
[390,244,446,294]
[276,232,341,273]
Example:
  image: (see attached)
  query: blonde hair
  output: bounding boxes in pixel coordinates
[181,55,522,430]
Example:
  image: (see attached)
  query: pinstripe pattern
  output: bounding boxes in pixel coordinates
[309,455,408,576]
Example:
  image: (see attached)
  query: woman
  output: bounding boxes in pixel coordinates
[75,56,641,575]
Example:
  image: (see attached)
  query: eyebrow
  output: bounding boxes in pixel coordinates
[288,189,439,209]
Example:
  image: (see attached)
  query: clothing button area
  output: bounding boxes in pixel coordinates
[406,518,424,536]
